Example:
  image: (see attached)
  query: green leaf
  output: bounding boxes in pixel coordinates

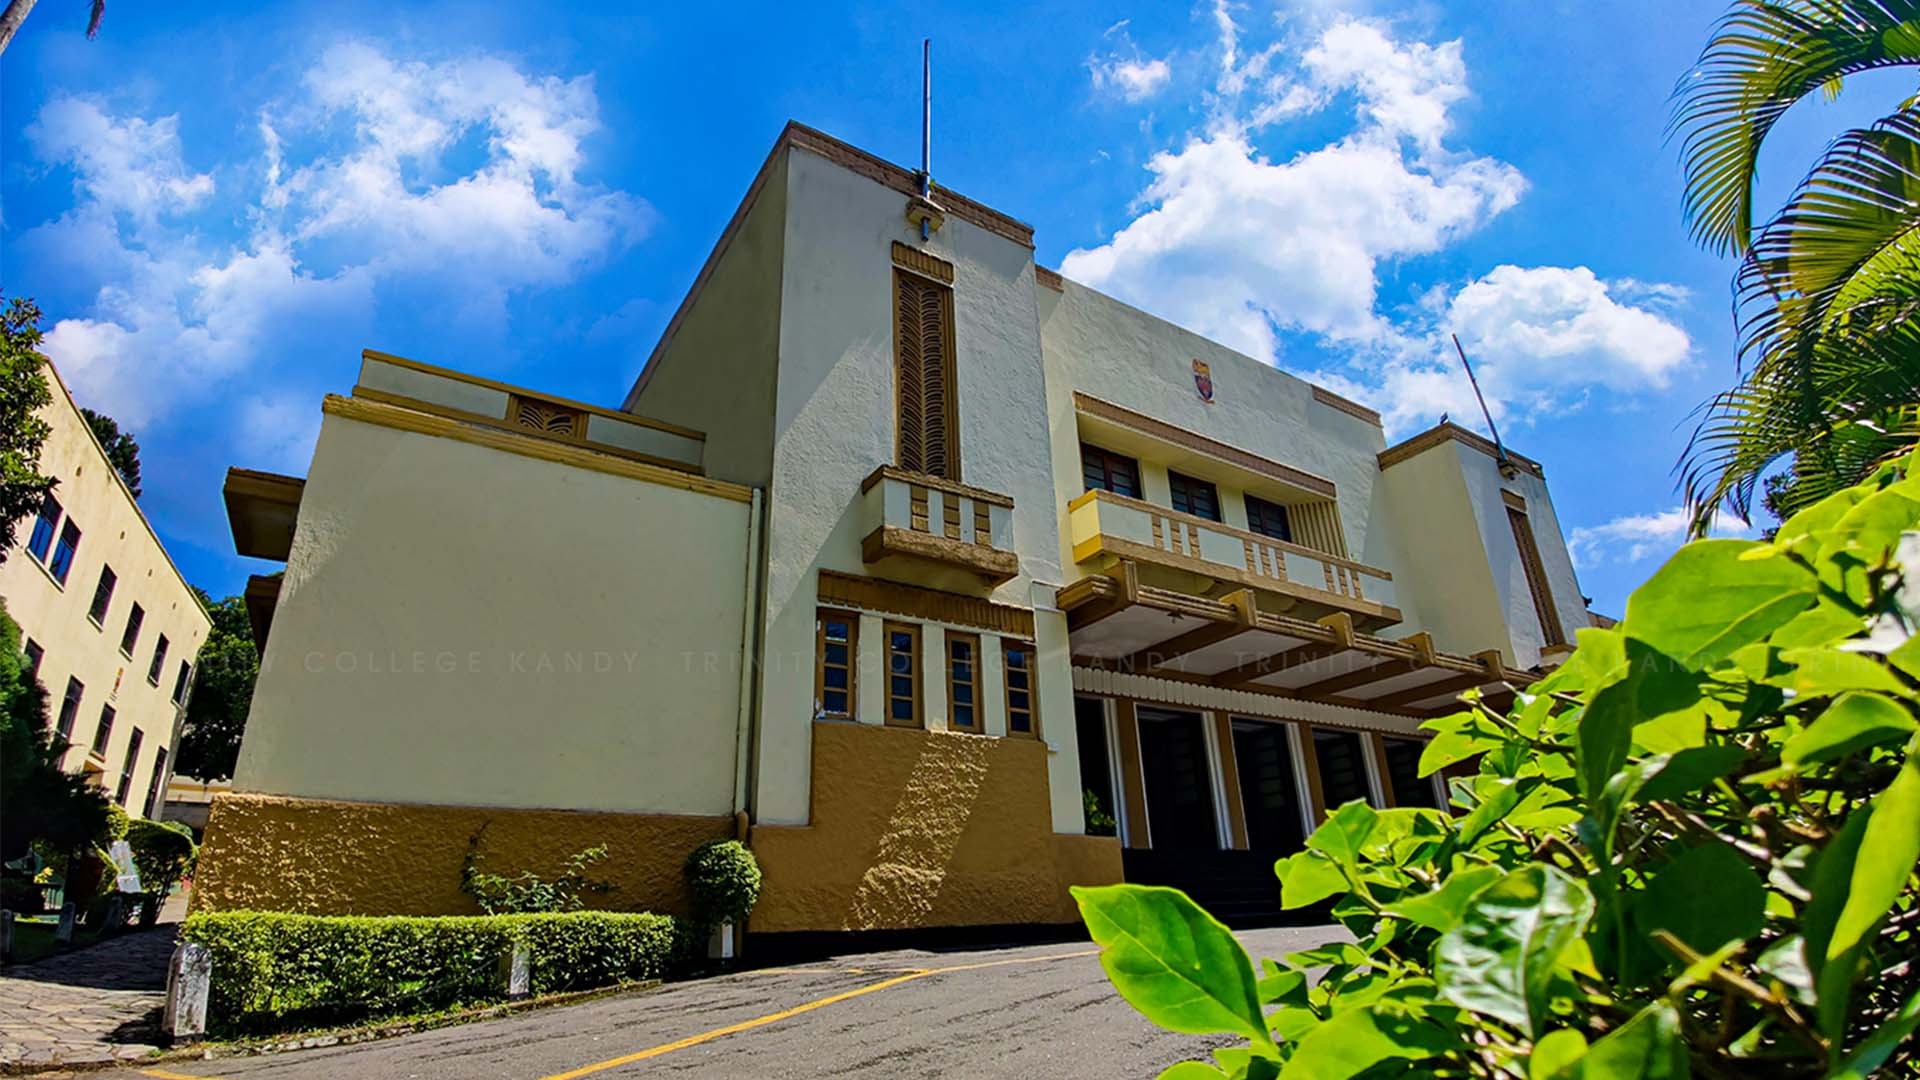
[1783,692,1917,765]
[1158,1063,1230,1080]
[1458,776,1527,847]
[1436,864,1596,1036]
[1529,1029,1588,1079]
[1418,714,1500,776]
[1256,962,1307,1007]
[1826,480,1920,564]
[1772,649,1912,701]
[1631,843,1766,963]
[1577,641,1702,800]
[1828,736,1920,969]
[1622,539,1817,669]
[1385,865,1502,932]
[1072,884,1275,1052]
[1276,1006,1450,1079]
[1552,1001,1688,1078]
[1802,812,1870,1039]
[1306,800,1379,873]
[1275,851,1347,910]
[1887,634,1920,681]
[1827,988,1920,1079]
[1634,745,1749,803]
[1767,600,1867,649]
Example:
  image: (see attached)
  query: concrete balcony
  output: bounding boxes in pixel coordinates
[1067,489,1400,629]
[859,466,1019,586]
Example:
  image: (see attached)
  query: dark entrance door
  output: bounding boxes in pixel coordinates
[1137,709,1218,851]
[1231,720,1306,854]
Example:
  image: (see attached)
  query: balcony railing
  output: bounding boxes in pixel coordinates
[1067,489,1400,627]
[860,466,1019,585]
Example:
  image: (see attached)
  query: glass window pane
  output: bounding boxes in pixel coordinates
[954,683,973,705]
[953,704,975,728]
[824,619,851,642]
[823,690,848,714]
[892,675,913,697]
[1010,712,1031,733]
[824,642,848,666]
[825,666,848,690]
[891,698,914,721]
[1010,690,1030,712]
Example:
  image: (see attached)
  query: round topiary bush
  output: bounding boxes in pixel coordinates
[683,840,761,926]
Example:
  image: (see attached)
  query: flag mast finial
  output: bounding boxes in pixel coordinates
[904,39,945,240]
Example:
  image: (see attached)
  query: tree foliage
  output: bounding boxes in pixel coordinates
[173,587,259,781]
[81,406,141,498]
[459,824,616,915]
[0,600,110,863]
[0,296,55,565]
[1079,455,1920,1077]
[1674,1,1920,532]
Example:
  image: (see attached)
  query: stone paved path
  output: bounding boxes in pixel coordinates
[0,897,185,1071]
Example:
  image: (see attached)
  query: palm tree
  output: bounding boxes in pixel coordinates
[0,0,106,55]
[1674,0,1920,531]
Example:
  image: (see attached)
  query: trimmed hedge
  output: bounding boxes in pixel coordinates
[183,910,695,1035]
[683,840,761,927]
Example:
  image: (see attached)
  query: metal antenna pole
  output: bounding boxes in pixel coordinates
[919,39,932,239]
[1452,334,1514,475]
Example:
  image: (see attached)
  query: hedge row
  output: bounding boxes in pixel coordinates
[183,910,695,1035]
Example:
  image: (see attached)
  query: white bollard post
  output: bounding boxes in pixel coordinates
[707,921,735,961]
[499,940,530,1000]
[163,941,211,1045]
[55,902,75,945]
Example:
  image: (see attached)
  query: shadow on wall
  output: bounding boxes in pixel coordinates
[749,721,1122,934]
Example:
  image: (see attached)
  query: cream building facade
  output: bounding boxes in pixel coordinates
[2,363,211,821]
[197,124,1595,933]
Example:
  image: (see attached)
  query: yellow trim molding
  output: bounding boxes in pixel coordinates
[365,349,706,441]
[1310,385,1383,428]
[322,395,754,503]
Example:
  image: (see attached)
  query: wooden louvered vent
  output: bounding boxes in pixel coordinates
[893,266,959,479]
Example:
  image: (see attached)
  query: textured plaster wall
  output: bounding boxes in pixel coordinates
[233,413,750,816]
[1037,279,1389,583]
[1377,440,1589,667]
[624,152,788,489]
[755,146,1080,830]
[0,366,209,817]
[748,721,1122,933]
[193,792,733,916]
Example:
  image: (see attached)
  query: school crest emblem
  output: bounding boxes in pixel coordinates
[1192,359,1214,404]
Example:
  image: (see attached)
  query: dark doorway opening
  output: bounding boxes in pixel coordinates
[1231,720,1306,854]
[1381,735,1443,809]
[1075,697,1118,837]
[1137,708,1218,851]
[1313,728,1376,811]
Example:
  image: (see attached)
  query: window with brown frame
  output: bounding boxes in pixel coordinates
[1169,471,1221,521]
[894,268,959,479]
[1080,443,1141,497]
[884,622,922,727]
[815,609,858,720]
[1003,640,1038,738]
[1506,505,1567,647]
[946,631,981,733]
[1244,494,1293,542]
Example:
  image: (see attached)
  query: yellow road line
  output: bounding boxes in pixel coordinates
[539,948,1098,1080]
[140,1069,209,1079]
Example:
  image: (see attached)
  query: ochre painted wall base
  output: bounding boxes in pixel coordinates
[193,792,734,916]
[748,721,1123,933]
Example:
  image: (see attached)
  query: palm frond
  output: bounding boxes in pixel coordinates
[1672,0,1920,256]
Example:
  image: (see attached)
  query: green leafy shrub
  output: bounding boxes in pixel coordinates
[457,824,615,914]
[183,910,693,1035]
[1076,453,1920,1078]
[126,818,196,895]
[683,839,761,926]
[1084,788,1118,836]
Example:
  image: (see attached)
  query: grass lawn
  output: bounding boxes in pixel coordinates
[4,915,108,966]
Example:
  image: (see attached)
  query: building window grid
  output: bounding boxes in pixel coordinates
[119,603,145,658]
[1168,471,1222,522]
[946,632,981,733]
[115,729,143,806]
[91,703,116,759]
[49,519,82,584]
[815,609,858,720]
[88,565,117,625]
[1244,495,1293,542]
[148,635,170,685]
[171,661,192,706]
[884,622,922,728]
[143,747,168,819]
[1003,641,1038,738]
[1080,443,1141,498]
[25,496,60,564]
[56,677,83,738]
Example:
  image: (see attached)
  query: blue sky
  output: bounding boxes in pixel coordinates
[0,0,1901,613]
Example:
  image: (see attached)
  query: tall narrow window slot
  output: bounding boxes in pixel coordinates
[884,622,923,728]
[1003,641,1038,738]
[815,609,857,720]
[892,253,959,479]
[1504,495,1566,648]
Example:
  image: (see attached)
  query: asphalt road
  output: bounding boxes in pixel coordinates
[104,925,1343,1080]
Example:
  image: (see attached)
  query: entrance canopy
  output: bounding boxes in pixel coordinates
[1056,562,1513,717]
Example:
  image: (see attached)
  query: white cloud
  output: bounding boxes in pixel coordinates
[1093,56,1172,102]
[25,42,645,435]
[1568,506,1755,569]
[26,98,214,224]
[1065,6,1694,435]
[1063,16,1525,360]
